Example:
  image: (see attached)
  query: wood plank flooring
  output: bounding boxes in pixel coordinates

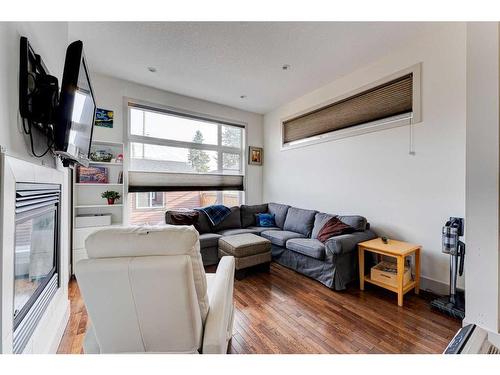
[57,263,460,354]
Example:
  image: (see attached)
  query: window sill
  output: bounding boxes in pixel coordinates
[281,114,413,151]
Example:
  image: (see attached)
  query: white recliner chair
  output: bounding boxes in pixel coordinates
[75,225,235,354]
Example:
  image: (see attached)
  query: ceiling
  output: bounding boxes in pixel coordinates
[69,22,444,114]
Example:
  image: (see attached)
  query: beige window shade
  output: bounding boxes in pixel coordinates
[283,74,413,144]
[128,171,244,192]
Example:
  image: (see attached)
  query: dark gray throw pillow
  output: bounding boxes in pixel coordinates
[240,203,268,228]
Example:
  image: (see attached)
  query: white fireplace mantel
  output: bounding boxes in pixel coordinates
[0,153,70,354]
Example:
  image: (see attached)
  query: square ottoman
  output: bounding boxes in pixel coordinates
[218,233,272,279]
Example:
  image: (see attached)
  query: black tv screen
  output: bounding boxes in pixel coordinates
[55,40,96,166]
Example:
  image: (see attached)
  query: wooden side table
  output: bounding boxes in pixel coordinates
[358,238,421,307]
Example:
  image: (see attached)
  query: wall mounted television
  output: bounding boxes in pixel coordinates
[19,37,96,167]
[54,41,96,167]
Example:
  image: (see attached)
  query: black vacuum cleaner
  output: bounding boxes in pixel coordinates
[431,217,465,319]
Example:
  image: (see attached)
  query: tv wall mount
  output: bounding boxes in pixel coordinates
[19,36,60,157]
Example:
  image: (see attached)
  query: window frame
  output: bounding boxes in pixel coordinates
[127,101,246,176]
[280,63,422,151]
[123,98,248,225]
[135,192,166,210]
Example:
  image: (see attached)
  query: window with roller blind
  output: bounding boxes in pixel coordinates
[281,64,421,149]
[127,102,245,192]
[126,102,246,225]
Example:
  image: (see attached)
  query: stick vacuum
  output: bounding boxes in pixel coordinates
[431,217,465,319]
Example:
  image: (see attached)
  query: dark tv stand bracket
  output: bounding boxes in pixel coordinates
[19,36,61,159]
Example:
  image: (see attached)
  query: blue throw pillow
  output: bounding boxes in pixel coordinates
[255,213,276,227]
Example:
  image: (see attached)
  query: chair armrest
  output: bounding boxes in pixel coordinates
[202,256,235,354]
[83,322,101,354]
[325,230,377,256]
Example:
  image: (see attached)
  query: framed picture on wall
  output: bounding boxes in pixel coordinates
[95,108,114,128]
[248,146,263,166]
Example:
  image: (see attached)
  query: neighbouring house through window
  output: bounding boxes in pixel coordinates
[129,190,243,225]
[126,102,245,225]
[135,192,165,209]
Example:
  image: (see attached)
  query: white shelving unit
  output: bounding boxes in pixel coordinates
[72,140,125,274]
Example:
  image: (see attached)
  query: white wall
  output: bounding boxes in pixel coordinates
[263,24,467,292]
[0,22,67,166]
[89,73,264,205]
[465,22,500,333]
[0,22,70,353]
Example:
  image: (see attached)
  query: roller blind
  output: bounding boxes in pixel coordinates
[283,74,413,144]
[127,103,245,192]
[128,171,244,192]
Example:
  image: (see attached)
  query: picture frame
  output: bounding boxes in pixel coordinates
[77,166,109,184]
[95,108,114,128]
[248,146,263,166]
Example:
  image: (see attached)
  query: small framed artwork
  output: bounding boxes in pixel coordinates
[77,166,109,184]
[95,108,114,128]
[248,146,263,166]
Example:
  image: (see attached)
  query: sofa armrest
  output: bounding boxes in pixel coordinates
[202,256,235,354]
[325,230,377,256]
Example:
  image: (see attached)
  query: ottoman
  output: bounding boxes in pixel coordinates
[218,233,272,279]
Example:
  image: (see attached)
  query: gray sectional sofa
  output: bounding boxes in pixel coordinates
[166,203,377,291]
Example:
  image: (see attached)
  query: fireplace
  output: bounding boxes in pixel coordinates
[13,182,61,353]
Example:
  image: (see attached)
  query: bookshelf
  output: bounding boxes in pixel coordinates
[72,140,125,273]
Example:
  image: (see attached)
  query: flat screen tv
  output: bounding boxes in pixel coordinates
[55,40,96,167]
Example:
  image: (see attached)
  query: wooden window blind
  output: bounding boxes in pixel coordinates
[283,73,413,144]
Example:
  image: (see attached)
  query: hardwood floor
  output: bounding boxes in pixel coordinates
[57,263,460,354]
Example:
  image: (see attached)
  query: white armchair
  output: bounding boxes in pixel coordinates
[75,225,235,354]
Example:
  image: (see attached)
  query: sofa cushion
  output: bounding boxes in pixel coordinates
[212,206,241,232]
[338,215,367,231]
[195,210,212,234]
[216,228,258,236]
[268,203,290,229]
[199,233,222,248]
[246,226,280,233]
[311,212,335,239]
[240,203,268,228]
[286,238,326,260]
[260,230,305,247]
[283,207,317,237]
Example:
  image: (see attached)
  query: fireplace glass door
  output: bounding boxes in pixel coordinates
[14,206,57,325]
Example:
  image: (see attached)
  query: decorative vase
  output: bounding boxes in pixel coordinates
[107,198,116,205]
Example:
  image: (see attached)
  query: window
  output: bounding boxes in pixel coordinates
[126,102,246,225]
[128,105,244,176]
[129,190,243,225]
[135,192,165,209]
[281,64,421,149]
